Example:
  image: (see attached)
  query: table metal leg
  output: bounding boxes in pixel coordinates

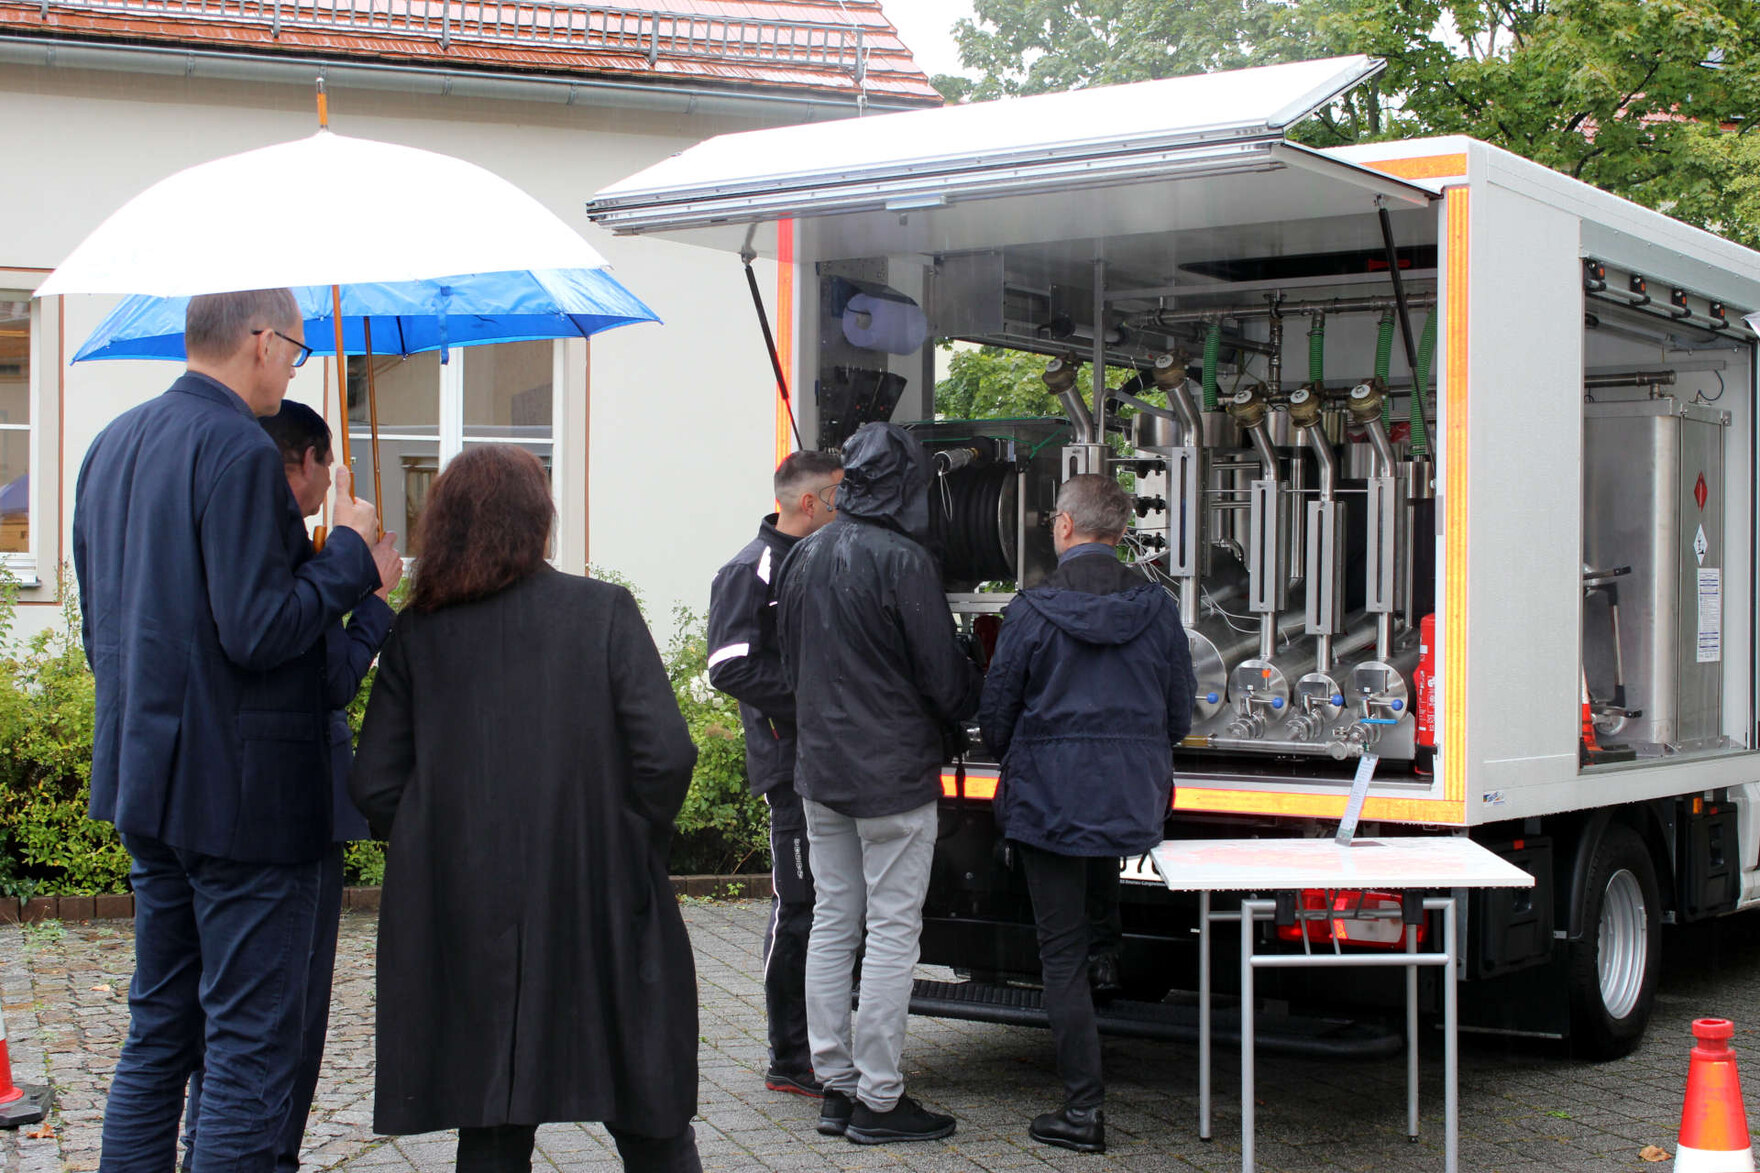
[1241,900,1261,1173]
[1199,889,1212,1141]
[1407,919,1419,1142]
[1443,897,1459,1173]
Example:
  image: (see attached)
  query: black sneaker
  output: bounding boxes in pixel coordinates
[1029,1105,1106,1154]
[817,1089,855,1137]
[764,1068,823,1098]
[844,1095,957,1144]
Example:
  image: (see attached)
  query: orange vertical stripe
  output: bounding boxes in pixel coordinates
[775,218,797,462]
[1442,188,1471,805]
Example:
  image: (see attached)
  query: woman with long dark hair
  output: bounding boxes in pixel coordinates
[351,445,702,1173]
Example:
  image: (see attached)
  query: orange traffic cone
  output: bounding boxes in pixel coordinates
[0,1000,48,1128]
[1675,1018,1755,1172]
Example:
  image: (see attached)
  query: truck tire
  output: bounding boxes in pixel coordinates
[1567,824,1661,1059]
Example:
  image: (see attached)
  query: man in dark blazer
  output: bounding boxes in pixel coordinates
[73,288,394,1172]
[181,399,400,1171]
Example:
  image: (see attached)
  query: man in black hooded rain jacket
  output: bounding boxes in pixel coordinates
[978,473,1195,1155]
[776,422,982,1146]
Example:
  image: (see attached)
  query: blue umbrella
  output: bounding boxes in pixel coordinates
[71,267,660,363]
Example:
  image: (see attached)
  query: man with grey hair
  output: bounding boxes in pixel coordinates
[977,472,1194,1155]
[74,288,396,1171]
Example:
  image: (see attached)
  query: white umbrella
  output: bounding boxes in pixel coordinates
[40,104,654,534]
[37,129,610,297]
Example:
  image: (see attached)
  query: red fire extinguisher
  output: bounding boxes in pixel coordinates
[1414,613,1436,775]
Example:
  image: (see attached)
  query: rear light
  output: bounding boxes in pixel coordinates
[1274,889,1427,949]
[940,771,998,801]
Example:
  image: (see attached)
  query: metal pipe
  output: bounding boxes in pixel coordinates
[1092,257,1108,443]
[1407,912,1420,1142]
[1267,301,1284,393]
[1198,891,1212,1141]
[1142,292,1438,330]
[1364,416,1398,476]
[1205,735,1364,759]
[1111,386,1180,425]
[1308,427,1338,503]
[1172,379,1204,448]
[1586,287,1759,341]
[1363,414,1399,660]
[1584,370,1678,389]
[1058,390,1095,443]
[1247,424,1280,482]
[1241,898,1257,1171]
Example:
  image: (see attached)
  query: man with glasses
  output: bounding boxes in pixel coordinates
[74,288,392,1171]
[707,449,844,1098]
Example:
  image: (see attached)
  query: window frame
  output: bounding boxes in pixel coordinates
[0,275,51,588]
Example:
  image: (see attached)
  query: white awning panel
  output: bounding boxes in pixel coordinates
[589,56,1397,240]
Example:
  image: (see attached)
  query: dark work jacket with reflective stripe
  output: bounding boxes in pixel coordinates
[707,515,801,797]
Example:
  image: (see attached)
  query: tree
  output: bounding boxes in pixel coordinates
[935,342,1160,424]
[942,0,1760,243]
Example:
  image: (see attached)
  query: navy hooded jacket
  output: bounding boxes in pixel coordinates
[776,423,981,818]
[978,543,1195,856]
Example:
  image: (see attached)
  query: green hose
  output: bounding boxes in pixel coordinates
[1410,311,1437,457]
[1375,311,1395,429]
[1202,324,1221,411]
[1307,316,1325,384]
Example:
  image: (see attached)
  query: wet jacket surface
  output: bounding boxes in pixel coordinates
[74,372,379,864]
[324,594,394,842]
[351,568,698,1137]
[706,515,800,798]
[978,543,1196,857]
[776,423,982,819]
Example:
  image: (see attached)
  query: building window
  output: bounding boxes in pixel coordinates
[0,295,30,562]
[341,341,556,557]
[346,350,439,556]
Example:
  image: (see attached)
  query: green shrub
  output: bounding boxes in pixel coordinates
[664,605,768,875]
[0,568,128,896]
[0,564,770,892]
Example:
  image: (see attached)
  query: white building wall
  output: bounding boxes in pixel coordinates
[0,61,806,641]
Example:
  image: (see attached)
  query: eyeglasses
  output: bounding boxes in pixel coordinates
[252,328,313,369]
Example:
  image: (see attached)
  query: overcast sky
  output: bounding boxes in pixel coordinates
[879,0,978,79]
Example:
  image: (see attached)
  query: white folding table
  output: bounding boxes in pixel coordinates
[1147,836,1534,1173]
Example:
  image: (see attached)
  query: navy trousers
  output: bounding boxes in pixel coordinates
[1018,845,1118,1111]
[763,790,815,1077]
[184,844,345,1170]
[100,834,320,1173]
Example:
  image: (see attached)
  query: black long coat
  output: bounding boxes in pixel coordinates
[350,567,699,1137]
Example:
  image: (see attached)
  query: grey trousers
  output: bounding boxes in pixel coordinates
[802,797,939,1113]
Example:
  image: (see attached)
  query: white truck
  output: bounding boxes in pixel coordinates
[589,55,1760,1057]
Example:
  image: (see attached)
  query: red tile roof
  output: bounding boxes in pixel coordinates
[0,0,943,106]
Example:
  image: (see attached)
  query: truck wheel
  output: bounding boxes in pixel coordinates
[1567,824,1661,1059]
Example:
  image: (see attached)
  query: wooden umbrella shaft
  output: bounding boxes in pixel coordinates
[330,284,352,477]
[364,319,384,520]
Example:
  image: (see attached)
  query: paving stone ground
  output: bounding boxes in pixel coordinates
[4,899,1756,1172]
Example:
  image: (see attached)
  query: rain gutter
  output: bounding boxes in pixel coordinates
[0,32,924,119]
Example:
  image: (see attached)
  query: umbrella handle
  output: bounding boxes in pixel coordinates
[312,524,327,553]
